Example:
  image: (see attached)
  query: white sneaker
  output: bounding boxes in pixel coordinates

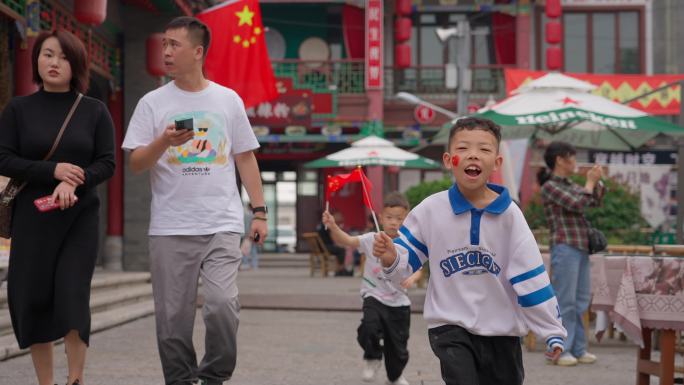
[556,353,578,366]
[578,352,597,364]
[362,359,382,382]
[386,375,409,385]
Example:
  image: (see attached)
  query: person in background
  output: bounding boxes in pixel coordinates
[121,16,268,385]
[0,29,115,385]
[538,141,605,367]
[317,211,351,276]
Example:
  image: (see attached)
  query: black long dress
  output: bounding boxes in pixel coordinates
[0,89,115,349]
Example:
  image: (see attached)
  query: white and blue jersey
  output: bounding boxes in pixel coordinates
[384,184,566,352]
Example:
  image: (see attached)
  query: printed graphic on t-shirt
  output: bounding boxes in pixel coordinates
[165,111,228,175]
[440,246,502,278]
[364,265,402,299]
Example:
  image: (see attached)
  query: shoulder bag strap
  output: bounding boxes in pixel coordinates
[43,92,83,161]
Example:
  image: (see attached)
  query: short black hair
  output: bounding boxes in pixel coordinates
[384,192,410,210]
[447,117,502,148]
[165,16,211,58]
[33,30,89,93]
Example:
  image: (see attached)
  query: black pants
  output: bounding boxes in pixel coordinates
[428,324,524,385]
[357,297,410,382]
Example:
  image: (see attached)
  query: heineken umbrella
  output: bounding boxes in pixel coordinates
[304,135,441,169]
[435,73,684,151]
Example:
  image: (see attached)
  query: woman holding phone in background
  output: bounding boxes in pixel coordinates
[0,29,115,385]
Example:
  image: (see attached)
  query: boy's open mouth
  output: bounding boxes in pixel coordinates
[464,165,482,177]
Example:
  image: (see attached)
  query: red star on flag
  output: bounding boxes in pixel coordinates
[560,96,580,105]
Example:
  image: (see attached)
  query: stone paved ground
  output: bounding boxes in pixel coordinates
[0,308,666,385]
[0,263,680,384]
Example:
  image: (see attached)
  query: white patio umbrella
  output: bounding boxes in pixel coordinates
[304,135,441,169]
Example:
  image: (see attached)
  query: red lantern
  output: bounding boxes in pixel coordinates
[395,42,411,69]
[546,45,563,71]
[74,0,107,26]
[146,33,166,77]
[394,17,412,42]
[545,20,562,44]
[396,0,412,16]
[546,0,562,18]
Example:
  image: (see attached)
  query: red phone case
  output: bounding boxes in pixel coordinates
[34,196,60,212]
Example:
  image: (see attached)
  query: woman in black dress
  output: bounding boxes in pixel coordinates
[0,30,115,385]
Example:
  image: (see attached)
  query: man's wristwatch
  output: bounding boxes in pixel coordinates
[251,206,268,215]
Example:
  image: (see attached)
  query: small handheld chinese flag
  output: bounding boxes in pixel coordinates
[326,167,374,211]
[197,0,278,108]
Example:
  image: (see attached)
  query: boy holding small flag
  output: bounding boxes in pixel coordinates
[323,191,421,385]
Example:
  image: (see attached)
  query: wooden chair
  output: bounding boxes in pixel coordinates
[302,232,337,277]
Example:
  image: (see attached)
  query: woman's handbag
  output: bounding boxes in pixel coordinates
[587,227,608,254]
[0,93,83,239]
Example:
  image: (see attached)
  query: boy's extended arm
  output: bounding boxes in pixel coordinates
[329,224,360,248]
[322,211,360,248]
[507,230,567,353]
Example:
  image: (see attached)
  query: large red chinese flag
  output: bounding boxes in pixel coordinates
[197,0,278,108]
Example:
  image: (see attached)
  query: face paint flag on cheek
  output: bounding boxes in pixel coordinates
[451,155,460,167]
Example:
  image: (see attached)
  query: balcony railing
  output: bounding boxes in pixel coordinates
[271,60,509,100]
[384,64,509,99]
[272,59,366,94]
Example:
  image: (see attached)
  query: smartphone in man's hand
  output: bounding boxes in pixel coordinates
[175,118,193,131]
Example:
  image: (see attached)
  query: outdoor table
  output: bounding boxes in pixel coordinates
[591,254,684,385]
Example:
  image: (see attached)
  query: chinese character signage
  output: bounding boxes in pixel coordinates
[589,150,677,165]
[247,95,311,128]
[365,0,383,90]
[247,79,312,127]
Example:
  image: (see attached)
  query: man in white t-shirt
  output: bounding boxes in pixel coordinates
[122,17,268,385]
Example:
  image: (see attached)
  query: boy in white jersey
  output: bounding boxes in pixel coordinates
[322,192,422,385]
[373,118,566,385]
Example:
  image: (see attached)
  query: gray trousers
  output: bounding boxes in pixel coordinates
[149,232,241,385]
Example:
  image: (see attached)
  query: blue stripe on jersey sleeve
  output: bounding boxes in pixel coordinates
[399,226,429,257]
[393,238,423,272]
[509,264,546,285]
[546,336,564,347]
[517,284,555,307]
